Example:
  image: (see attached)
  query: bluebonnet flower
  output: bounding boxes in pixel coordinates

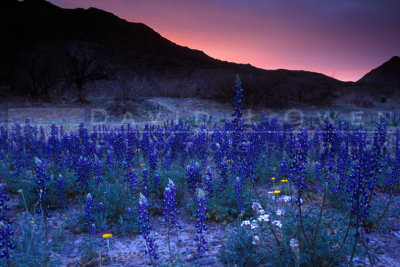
[335,127,351,196]
[106,149,116,175]
[35,158,50,208]
[141,168,149,197]
[109,132,126,160]
[382,157,396,193]
[320,122,335,166]
[92,157,103,184]
[56,174,66,209]
[383,130,400,192]
[231,76,245,168]
[217,160,228,193]
[11,123,24,177]
[0,184,15,265]
[395,129,400,176]
[163,151,173,170]
[148,152,158,174]
[194,189,208,258]
[78,122,87,139]
[79,123,89,148]
[23,119,38,166]
[193,126,208,165]
[77,157,91,191]
[48,122,61,170]
[138,193,158,264]
[110,132,126,178]
[126,126,139,168]
[85,193,96,235]
[235,176,243,213]
[319,122,337,193]
[125,169,137,197]
[289,128,308,203]
[140,126,151,158]
[97,202,105,214]
[204,170,213,196]
[162,179,179,229]
[153,174,160,190]
[186,161,202,194]
[311,129,321,159]
[347,127,375,237]
[0,185,11,225]
[280,156,290,179]
[0,127,7,152]
[163,179,180,260]
[232,75,244,132]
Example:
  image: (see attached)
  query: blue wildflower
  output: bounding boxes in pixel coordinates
[194,189,208,259]
[138,193,158,264]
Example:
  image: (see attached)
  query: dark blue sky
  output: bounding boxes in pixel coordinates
[49,0,400,81]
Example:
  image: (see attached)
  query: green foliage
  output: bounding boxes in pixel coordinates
[74,180,141,235]
[11,170,79,211]
[218,226,262,266]
[254,154,280,184]
[160,164,186,204]
[218,191,374,267]
[91,181,130,224]
[208,191,254,222]
[80,235,100,266]
[186,182,254,222]
[12,216,58,267]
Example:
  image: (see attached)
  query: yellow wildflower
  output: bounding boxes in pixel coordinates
[271,177,275,180]
[18,189,22,193]
[273,190,281,194]
[281,179,289,183]
[40,189,43,193]
[30,221,35,224]
[102,233,113,239]
[140,163,145,167]
[136,148,140,152]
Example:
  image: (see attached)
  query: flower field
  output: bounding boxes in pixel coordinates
[0,78,399,266]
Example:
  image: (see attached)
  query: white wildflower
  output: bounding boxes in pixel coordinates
[279,195,291,203]
[241,220,251,228]
[252,202,262,211]
[252,235,260,245]
[272,220,282,228]
[257,214,270,223]
[276,208,285,216]
[252,202,266,215]
[251,220,259,229]
[290,238,299,248]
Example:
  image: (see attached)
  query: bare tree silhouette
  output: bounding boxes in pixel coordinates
[18,49,59,101]
[67,48,109,103]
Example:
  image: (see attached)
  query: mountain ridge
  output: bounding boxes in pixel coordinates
[0,0,398,106]
[359,56,400,84]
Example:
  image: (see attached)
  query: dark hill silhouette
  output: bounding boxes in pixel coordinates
[359,56,400,84]
[0,0,398,106]
[355,56,400,102]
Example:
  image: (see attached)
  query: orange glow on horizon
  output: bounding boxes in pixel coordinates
[48,0,400,82]
[134,23,367,82]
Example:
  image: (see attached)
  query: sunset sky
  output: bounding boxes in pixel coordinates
[48,0,400,81]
